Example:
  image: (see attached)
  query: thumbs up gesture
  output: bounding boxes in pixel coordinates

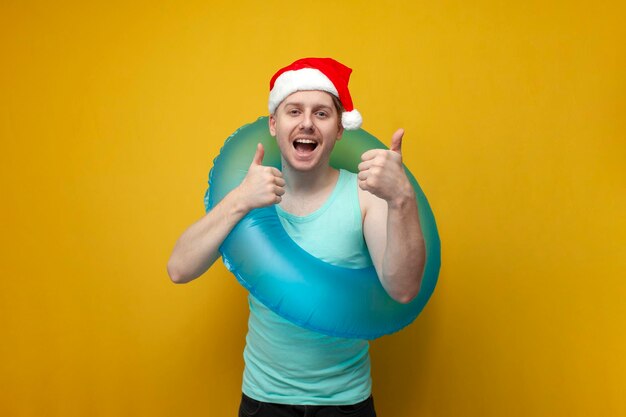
[237,143,286,210]
[357,129,414,206]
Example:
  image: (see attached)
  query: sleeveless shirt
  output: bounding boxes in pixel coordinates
[241,169,374,405]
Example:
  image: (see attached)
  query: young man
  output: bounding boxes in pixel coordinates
[167,58,425,417]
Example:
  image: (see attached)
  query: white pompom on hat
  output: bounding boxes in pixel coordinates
[268,57,363,130]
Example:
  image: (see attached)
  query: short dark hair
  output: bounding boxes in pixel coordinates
[331,94,344,115]
[331,94,344,129]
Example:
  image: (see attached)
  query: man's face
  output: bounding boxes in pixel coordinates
[269,90,343,172]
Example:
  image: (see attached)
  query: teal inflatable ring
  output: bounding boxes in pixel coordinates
[204,117,440,339]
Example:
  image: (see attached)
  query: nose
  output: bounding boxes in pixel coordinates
[299,112,314,131]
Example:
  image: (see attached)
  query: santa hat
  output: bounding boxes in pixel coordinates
[268,57,363,130]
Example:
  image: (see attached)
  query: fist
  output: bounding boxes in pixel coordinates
[357,129,413,205]
[238,143,285,210]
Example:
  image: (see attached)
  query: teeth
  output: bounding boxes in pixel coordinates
[295,139,316,144]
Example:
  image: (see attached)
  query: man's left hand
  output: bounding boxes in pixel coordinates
[357,128,414,207]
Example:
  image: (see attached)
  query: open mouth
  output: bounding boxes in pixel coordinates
[293,138,318,153]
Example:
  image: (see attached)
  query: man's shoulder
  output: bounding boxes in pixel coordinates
[356,177,386,219]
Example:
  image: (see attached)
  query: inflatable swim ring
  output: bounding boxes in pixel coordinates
[204,117,440,340]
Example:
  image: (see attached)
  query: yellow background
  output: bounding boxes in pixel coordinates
[1,1,624,416]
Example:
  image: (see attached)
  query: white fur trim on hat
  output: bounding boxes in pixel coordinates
[268,68,339,114]
[342,109,363,130]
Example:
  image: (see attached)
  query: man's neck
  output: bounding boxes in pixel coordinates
[281,162,338,196]
[279,162,339,216]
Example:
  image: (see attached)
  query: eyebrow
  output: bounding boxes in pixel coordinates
[283,101,333,110]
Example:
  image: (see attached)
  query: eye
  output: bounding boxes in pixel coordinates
[288,108,300,116]
[316,111,328,118]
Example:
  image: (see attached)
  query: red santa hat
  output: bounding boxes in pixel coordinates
[268,57,363,130]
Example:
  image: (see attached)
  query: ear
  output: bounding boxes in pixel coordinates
[269,114,277,137]
[336,124,344,141]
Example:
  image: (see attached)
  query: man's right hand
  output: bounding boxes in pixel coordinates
[167,143,284,283]
[236,143,285,210]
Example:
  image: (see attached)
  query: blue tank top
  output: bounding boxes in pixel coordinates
[242,169,374,405]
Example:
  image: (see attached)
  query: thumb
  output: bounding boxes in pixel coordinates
[251,143,264,166]
[390,128,404,154]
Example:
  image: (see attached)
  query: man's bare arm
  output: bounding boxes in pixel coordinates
[358,129,425,303]
[167,143,284,283]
